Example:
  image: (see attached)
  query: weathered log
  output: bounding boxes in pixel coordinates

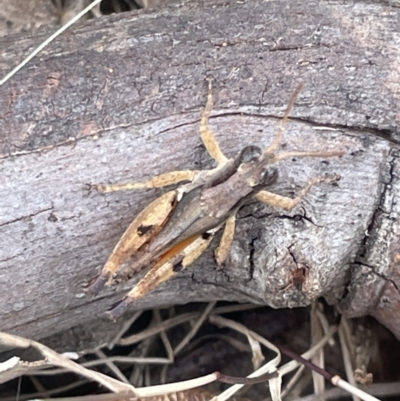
[1,0,400,341]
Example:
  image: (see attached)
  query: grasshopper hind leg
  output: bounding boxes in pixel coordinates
[85,275,108,295]
[85,191,177,295]
[106,231,217,320]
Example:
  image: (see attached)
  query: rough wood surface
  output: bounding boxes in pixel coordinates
[1,0,400,341]
[0,0,58,37]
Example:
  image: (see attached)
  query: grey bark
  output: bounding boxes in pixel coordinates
[1,0,400,341]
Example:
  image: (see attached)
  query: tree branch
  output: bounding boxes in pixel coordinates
[1,0,400,340]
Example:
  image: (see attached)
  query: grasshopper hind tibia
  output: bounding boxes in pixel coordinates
[106,297,133,321]
[84,275,107,296]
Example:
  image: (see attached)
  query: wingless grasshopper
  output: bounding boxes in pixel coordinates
[86,81,344,320]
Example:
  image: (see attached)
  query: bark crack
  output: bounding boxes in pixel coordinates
[248,229,260,281]
[352,261,398,291]
[212,112,396,145]
[356,152,396,260]
[0,206,53,227]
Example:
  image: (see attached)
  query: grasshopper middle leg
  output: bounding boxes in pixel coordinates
[215,214,236,267]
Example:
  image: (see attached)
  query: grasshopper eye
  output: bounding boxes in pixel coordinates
[260,167,278,186]
[238,145,262,164]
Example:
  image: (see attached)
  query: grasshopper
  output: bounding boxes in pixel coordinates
[86,81,344,320]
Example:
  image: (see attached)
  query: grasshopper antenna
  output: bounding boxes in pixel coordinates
[264,83,345,162]
[264,82,304,155]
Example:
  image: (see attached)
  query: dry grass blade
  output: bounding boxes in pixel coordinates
[315,309,335,346]
[278,326,338,377]
[94,349,130,384]
[152,310,174,364]
[118,304,262,346]
[29,375,47,394]
[209,315,280,358]
[0,332,135,394]
[124,373,220,397]
[179,333,250,357]
[269,374,283,401]
[174,302,217,356]
[0,0,103,86]
[118,312,201,346]
[29,389,250,401]
[310,302,325,397]
[338,319,361,401]
[298,381,400,401]
[0,330,227,398]
[209,315,281,401]
[30,356,171,376]
[108,311,143,350]
[279,345,382,401]
[247,333,264,371]
[0,357,51,384]
[280,364,306,399]
[153,309,174,385]
[3,380,88,401]
[331,376,380,401]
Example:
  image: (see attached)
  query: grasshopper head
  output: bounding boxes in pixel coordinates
[236,84,343,189]
[237,83,343,187]
[237,147,278,188]
[235,84,304,188]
